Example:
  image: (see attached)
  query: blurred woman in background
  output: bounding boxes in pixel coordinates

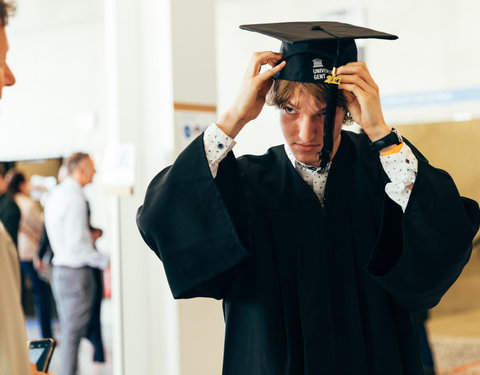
[7,170,53,339]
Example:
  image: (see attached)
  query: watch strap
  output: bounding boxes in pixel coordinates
[369,128,403,152]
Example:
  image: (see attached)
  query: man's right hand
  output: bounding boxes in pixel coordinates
[217,51,286,139]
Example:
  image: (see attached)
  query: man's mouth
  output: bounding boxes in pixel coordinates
[295,143,321,152]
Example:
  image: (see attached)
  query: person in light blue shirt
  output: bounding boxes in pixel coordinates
[44,153,108,375]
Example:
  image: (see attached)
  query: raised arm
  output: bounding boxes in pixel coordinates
[217,51,285,138]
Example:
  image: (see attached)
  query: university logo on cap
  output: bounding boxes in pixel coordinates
[312,58,324,68]
[312,58,330,81]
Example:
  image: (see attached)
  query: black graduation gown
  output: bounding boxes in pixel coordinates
[137,130,480,375]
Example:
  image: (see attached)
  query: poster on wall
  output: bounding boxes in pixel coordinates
[174,103,217,153]
[102,144,135,196]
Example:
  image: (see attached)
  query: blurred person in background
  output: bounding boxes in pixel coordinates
[84,200,106,363]
[7,170,53,339]
[0,161,20,247]
[34,164,68,279]
[44,152,108,375]
[37,160,106,363]
[0,1,52,374]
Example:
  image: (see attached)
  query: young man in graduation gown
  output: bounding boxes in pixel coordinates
[137,22,480,375]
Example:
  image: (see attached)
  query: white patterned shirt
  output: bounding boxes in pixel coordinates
[203,124,417,212]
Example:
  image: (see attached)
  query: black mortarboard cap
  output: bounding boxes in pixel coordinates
[240,21,398,169]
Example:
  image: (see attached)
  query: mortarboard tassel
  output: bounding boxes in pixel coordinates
[319,38,341,171]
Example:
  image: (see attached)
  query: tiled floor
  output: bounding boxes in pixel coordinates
[428,309,480,375]
[426,246,480,374]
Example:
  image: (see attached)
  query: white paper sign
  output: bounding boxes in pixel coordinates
[102,144,135,195]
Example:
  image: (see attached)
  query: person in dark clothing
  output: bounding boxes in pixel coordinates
[7,170,53,339]
[84,202,105,363]
[34,226,54,281]
[0,162,20,247]
[136,22,480,375]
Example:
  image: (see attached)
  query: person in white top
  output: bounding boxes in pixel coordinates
[44,153,108,375]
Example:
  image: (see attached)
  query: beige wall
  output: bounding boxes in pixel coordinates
[398,121,480,204]
[15,159,62,181]
[179,299,224,375]
[398,120,480,317]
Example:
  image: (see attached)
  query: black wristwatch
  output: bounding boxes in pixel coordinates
[369,128,403,152]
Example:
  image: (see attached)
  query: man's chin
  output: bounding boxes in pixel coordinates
[293,151,322,168]
[296,156,321,168]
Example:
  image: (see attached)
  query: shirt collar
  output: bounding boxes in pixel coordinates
[64,176,83,191]
[284,144,331,176]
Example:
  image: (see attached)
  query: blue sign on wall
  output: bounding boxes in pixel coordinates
[381,87,480,109]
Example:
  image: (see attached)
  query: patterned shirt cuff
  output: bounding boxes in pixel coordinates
[203,123,236,178]
[380,143,418,212]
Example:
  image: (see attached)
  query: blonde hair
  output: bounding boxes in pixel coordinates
[266,79,353,124]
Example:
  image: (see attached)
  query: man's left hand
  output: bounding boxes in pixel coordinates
[337,62,391,142]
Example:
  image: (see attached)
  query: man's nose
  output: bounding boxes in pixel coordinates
[298,116,320,143]
[4,63,15,86]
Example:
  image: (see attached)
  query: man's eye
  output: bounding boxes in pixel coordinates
[284,106,296,114]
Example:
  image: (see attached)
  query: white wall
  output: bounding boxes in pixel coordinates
[104,0,179,374]
[0,0,106,159]
[0,0,111,256]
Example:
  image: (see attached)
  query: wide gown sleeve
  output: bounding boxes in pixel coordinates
[136,134,251,299]
[367,144,480,311]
